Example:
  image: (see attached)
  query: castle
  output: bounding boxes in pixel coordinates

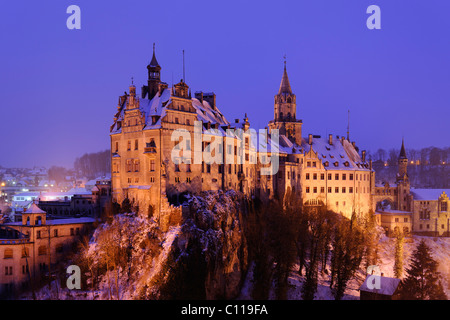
[109,46,374,224]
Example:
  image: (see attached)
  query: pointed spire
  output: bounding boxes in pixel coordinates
[278,57,292,95]
[399,138,407,159]
[149,43,160,68]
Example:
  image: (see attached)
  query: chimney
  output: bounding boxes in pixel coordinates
[328,134,333,145]
[195,91,203,103]
[340,136,345,144]
[308,134,313,145]
[370,159,373,170]
[352,141,356,148]
[235,119,239,123]
[362,150,366,162]
[204,92,216,110]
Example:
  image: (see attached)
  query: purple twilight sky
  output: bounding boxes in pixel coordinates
[0,0,449,168]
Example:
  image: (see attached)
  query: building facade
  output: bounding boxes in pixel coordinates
[110,47,374,221]
[0,203,94,298]
[374,140,450,237]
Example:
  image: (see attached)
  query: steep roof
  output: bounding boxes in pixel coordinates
[278,65,292,95]
[399,138,407,159]
[25,202,46,214]
[110,87,230,134]
[148,44,160,69]
[301,136,370,171]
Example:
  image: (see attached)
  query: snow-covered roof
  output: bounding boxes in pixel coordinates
[359,275,401,296]
[25,203,46,214]
[301,136,369,171]
[411,188,450,201]
[111,88,231,134]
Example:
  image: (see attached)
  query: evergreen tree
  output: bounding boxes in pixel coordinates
[393,231,404,278]
[399,240,447,300]
[330,217,366,300]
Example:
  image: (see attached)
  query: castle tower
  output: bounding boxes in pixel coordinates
[146,43,161,100]
[268,60,302,144]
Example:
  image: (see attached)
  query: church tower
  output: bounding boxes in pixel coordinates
[268,60,302,144]
[397,138,410,211]
[398,138,408,179]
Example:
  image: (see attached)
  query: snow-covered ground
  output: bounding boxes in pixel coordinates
[284,233,450,300]
[239,230,450,300]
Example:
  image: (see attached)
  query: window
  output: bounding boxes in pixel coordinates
[349,187,353,193]
[306,187,310,193]
[150,160,155,172]
[335,173,339,180]
[175,164,180,172]
[174,117,179,124]
[320,187,325,193]
[186,164,191,172]
[404,218,408,223]
[36,231,41,239]
[342,187,346,193]
[335,187,339,193]
[328,173,332,180]
[307,161,311,167]
[441,202,448,212]
[134,159,140,172]
[313,187,317,193]
[342,174,346,180]
[328,187,332,193]
[306,173,310,180]
[54,229,58,237]
[350,174,354,180]
[320,173,325,180]
[70,228,74,236]
[313,173,317,180]
[22,265,29,274]
[395,218,399,222]
[38,246,47,256]
[115,142,119,153]
[127,140,131,151]
[186,119,190,126]
[135,140,139,150]
[312,162,317,168]
[5,266,12,276]
[4,249,13,259]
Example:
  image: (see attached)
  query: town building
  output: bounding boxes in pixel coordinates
[359,275,401,300]
[0,202,95,298]
[374,140,450,237]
